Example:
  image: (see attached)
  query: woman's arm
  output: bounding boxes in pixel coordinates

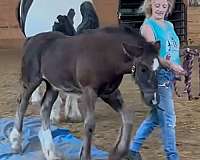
[141,24,169,68]
[140,24,155,42]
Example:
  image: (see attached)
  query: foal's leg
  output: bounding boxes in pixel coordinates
[101,89,133,160]
[9,80,41,153]
[50,94,63,124]
[64,94,83,122]
[78,87,97,160]
[38,82,62,160]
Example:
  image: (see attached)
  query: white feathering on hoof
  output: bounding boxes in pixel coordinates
[50,96,62,124]
[9,127,22,153]
[38,128,63,160]
[64,94,83,122]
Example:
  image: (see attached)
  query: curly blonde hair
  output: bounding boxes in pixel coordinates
[138,0,175,18]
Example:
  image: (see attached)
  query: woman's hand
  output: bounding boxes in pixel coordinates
[158,58,186,76]
[170,63,186,76]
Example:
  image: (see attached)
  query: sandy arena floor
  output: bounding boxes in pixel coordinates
[0,43,200,160]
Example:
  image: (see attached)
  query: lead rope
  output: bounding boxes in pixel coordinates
[174,48,200,100]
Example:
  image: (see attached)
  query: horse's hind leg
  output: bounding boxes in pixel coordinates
[38,82,62,160]
[100,89,133,160]
[9,80,41,153]
[78,87,97,160]
[64,94,83,122]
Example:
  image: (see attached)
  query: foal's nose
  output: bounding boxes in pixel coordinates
[148,70,155,81]
[147,72,156,87]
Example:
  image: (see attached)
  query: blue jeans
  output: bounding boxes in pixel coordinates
[130,69,180,160]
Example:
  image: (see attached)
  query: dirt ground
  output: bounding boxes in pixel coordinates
[0,43,200,160]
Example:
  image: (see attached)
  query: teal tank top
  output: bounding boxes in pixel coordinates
[143,18,180,65]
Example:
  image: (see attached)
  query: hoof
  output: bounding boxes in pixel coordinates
[9,127,22,153]
[80,155,91,160]
[65,116,83,123]
[79,146,91,160]
[11,143,22,154]
[39,129,65,160]
[43,149,65,160]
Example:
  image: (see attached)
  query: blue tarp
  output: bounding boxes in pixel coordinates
[0,117,108,160]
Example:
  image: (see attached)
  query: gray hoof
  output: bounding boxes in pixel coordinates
[11,144,22,154]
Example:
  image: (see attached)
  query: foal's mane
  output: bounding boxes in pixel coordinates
[100,25,159,57]
[80,24,145,42]
[101,24,146,42]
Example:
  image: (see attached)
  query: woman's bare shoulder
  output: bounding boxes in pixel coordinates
[140,24,155,42]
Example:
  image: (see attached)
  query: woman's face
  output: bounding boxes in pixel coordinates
[151,0,169,20]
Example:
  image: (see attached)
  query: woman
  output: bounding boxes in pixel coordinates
[126,0,185,160]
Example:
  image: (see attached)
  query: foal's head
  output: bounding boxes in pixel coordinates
[122,40,160,107]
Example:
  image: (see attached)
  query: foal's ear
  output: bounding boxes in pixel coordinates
[122,42,143,59]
